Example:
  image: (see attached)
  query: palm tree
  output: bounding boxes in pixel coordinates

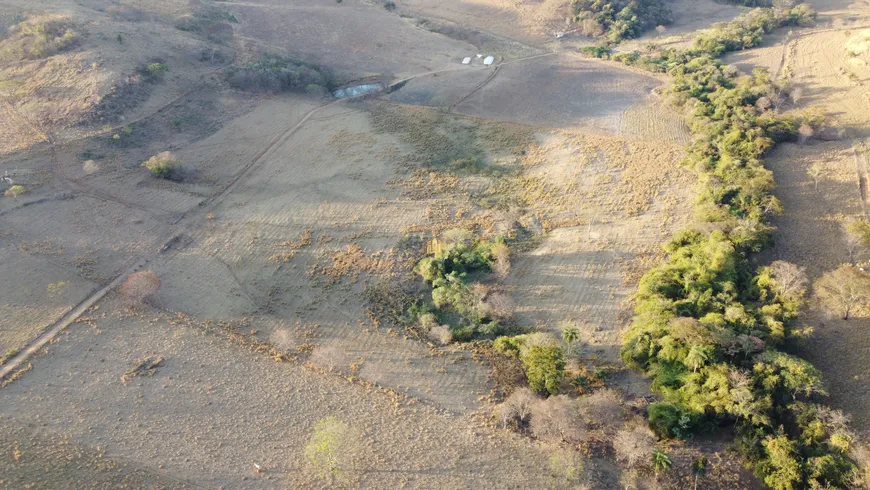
[684,345,709,372]
[562,327,579,344]
[652,448,672,477]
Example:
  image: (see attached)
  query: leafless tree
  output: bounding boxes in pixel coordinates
[119,271,160,304]
[530,395,585,444]
[481,292,515,322]
[844,218,870,263]
[427,325,453,345]
[791,86,804,105]
[613,420,656,468]
[768,260,809,300]
[814,264,870,320]
[498,387,537,429]
[798,123,815,145]
[309,345,353,375]
[270,328,296,352]
[579,388,624,430]
[807,163,823,191]
[491,242,511,279]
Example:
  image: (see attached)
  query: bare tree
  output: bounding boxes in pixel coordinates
[798,123,815,145]
[427,325,453,345]
[119,271,160,304]
[491,242,511,279]
[579,388,624,430]
[613,420,656,468]
[270,328,296,352]
[791,86,804,106]
[768,260,809,300]
[498,387,537,429]
[806,163,823,191]
[530,395,586,444]
[844,218,870,263]
[814,264,870,320]
[481,292,515,322]
[309,345,353,375]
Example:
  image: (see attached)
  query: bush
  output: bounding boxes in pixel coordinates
[119,271,160,304]
[613,420,656,468]
[530,395,585,443]
[3,185,25,198]
[648,402,692,439]
[498,387,537,428]
[138,62,168,82]
[141,151,191,181]
[572,0,672,42]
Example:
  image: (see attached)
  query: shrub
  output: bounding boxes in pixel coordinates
[4,185,25,198]
[119,271,160,304]
[138,62,168,82]
[648,402,692,439]
[0,16,81,61]
[141,152,190,181]
[304,416,360,482]
[613,420,656,468]
[579,388,624,429]
[498,387,537,428]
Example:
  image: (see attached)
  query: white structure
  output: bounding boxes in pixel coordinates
[483,56,495,66]
[462,57,472,64]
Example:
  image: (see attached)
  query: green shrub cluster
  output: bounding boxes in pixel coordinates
[0,17,81,61]
[494,335,566,395]
[412,238,517,341]
[587,6,861,488]
[572,0,672,42]
[227,55,334,93]
[141,152,189,181]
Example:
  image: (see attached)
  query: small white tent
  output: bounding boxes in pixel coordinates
[483,56,495,65]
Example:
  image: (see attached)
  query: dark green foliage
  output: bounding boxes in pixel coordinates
[413,238,517,340]
[572,0,672,42]
[137,62,168,82]
[522,344,565,395]
[606,6,859,488]
[227,55,334,93]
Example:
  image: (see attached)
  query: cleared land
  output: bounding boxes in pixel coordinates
[3,0,864,487]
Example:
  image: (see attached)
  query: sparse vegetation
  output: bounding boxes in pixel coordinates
[814,264,870,320]
[141,152,190,181]
[227,55,334,93]
[304,416,360,482]
[0,16,81,61]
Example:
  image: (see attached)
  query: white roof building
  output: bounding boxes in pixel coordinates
[483,56,495,65]
[462,57,472,64]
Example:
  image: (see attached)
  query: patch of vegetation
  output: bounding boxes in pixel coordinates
[175,5,237,44]
[411,235,519,341]
[227,54,334,93]
[588,5,862,489]
[494,334,565,395]
[0,16,81,61]
[3,185,25,198]
[137,61,168,82]
[572,0,673,42]
[141,152,191,181]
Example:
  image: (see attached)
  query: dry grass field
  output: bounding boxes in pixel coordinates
[3,0,869,487]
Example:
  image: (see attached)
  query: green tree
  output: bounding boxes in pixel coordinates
[4,185,24,198]
[521,344,565,395]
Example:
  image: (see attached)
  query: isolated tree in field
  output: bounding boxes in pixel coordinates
[4,185,24,198]
[304,416,360,482]
[309,345,352,375]
[499,387,537,429]
[844,218,870,263]
[814,264,870,320]
[119,271,160,304]
[806,163,823,191]
[548,445,585,481]
[613,420,655,468]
